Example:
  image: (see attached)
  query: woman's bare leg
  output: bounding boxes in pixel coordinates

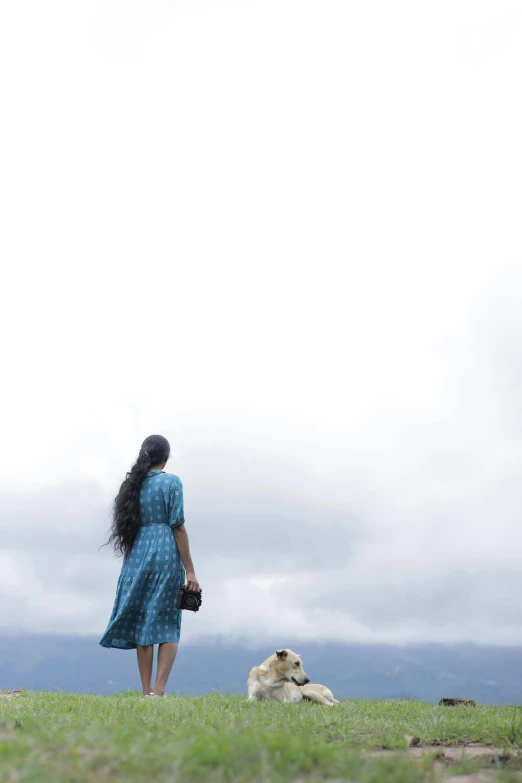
[153,642,178,695]
[137,644,154,695]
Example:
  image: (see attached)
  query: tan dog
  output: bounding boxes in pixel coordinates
[247,649,340,706]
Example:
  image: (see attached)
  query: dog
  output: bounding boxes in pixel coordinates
[247,649,340,706]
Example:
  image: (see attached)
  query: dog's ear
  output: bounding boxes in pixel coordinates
[276,649,288,660]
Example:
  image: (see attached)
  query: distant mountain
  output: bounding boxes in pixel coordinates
[1,634,521,705]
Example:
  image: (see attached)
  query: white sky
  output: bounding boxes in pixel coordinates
[1,0,521,646]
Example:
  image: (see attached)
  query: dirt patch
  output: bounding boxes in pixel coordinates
[445,776,496,783]
[368,745,522,763]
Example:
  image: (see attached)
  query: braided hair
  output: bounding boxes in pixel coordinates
[106,434,170,557]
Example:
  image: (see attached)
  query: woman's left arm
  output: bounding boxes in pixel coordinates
[173,524,200,592]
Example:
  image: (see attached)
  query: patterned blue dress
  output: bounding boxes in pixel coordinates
[99,471,186,650]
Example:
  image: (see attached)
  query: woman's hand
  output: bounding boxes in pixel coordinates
[186,571,201,593]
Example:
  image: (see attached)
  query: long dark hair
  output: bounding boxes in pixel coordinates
[106,434,171,557]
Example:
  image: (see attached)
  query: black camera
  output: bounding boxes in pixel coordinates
[177,585,202,612]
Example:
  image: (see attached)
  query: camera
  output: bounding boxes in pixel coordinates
[177,585,203,612]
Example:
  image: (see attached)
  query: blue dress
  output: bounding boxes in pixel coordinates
[99,470,186,650]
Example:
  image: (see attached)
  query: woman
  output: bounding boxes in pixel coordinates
[100,434,200,696]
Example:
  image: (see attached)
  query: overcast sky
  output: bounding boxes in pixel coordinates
[1,0,521,647]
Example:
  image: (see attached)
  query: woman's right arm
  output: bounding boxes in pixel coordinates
[173,523,200,592]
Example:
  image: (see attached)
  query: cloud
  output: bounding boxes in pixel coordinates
[3,268,522,645]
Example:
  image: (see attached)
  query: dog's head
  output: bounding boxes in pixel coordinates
[273,649,310,686]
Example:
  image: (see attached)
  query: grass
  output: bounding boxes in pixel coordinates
[2,691,522,782]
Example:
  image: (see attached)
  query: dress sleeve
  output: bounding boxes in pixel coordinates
[169,477,185,528]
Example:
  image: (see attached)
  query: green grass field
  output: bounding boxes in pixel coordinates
[2,692,522,782]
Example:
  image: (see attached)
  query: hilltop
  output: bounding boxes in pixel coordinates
[2,691,522,782]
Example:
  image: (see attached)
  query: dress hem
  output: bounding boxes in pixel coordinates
[99,633,181,650]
